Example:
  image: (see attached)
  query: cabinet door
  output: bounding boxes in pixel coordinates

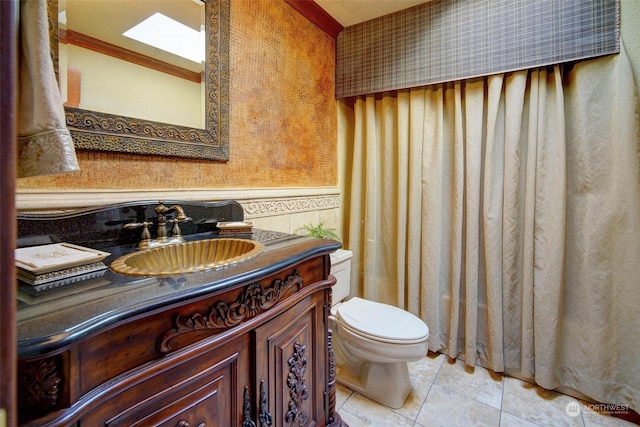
[254,292,327,427]
[82,334,250,427]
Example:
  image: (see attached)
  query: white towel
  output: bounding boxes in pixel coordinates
[17,0,79,178]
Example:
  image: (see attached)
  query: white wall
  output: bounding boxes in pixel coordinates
[61,44,203,128]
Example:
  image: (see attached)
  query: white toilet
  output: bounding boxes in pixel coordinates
[329,249,429,409]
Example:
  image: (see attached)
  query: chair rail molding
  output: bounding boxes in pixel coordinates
[16,187,341,215]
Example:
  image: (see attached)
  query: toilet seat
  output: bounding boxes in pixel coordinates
[336,297,429,345]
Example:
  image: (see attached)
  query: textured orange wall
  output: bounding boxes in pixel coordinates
[17,0,337,190]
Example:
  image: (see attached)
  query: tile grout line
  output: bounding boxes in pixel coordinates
[579,399,587,427]
[498,371,506,426]
[335,387,353,416]
[411,354,447,426]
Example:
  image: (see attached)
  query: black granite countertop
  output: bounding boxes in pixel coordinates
[16,200,341,358]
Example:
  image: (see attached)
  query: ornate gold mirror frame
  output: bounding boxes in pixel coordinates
[47,0,229,161]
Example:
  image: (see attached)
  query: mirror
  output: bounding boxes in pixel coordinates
[47,0,229,161]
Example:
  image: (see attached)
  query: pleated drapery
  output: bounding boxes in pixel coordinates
[340,45,640,412]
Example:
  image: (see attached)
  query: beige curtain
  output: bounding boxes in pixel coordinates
[339,44,640,412]
[18,0,79,178]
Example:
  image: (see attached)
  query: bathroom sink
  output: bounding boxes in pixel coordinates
[110,238,265,276]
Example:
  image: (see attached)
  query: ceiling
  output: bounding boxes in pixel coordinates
[62,0,204,72]
[313,0,431,27]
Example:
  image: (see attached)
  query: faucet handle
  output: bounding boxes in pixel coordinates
[168,216,191,238]
[124,221,153,248]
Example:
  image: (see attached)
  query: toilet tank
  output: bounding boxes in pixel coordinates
[330,249,353,305]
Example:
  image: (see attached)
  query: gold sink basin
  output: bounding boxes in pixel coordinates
[110,238,265,276]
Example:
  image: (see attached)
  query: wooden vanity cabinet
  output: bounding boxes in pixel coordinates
[18,254,345,427]
[254,291,327,427]
[86,333,251,427]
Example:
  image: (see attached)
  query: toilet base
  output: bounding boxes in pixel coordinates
[336,360,412,409]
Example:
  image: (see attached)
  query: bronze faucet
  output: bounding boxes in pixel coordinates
[124,201,192,249]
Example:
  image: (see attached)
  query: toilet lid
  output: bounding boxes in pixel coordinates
[336,297,429,342]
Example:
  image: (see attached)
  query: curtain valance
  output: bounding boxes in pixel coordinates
[336,0,619,98]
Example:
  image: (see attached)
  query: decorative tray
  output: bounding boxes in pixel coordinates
[18,268,109,294]
[217,221,254,235]
[15,243,110,286]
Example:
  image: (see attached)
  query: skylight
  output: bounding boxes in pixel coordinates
[123,12,205,63]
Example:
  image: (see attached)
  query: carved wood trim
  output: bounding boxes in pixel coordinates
[158,271,304,353]
[325,287,349,427]
[18,356,62,413]
[285,342,309,426]
[326,287,337,424]
[327,328,337,425]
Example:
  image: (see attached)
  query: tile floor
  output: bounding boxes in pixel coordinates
[335,352,638,427]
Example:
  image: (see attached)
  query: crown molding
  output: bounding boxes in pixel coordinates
[284,0,343,39]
